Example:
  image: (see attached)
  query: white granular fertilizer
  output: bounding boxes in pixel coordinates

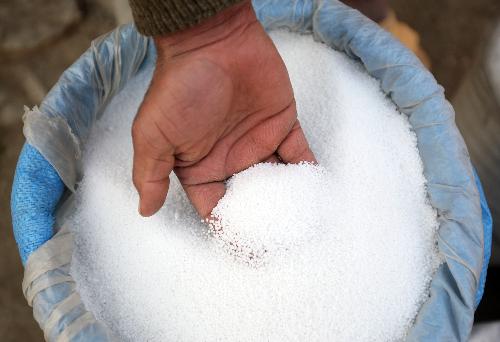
[207,162,332,266]
[69,30,441,342]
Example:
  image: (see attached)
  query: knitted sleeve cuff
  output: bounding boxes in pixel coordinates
[129,0,245,36]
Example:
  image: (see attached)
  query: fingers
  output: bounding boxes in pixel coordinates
[132,114,175,217]
[224,105,296,177]
[182,182,226,219]
[263,153,282,164]
[277,121,316,164]
[179,153,281,219]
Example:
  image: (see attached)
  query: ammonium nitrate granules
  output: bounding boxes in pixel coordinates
[69,30,441,342]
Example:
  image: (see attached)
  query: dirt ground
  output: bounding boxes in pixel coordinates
[1,1,499,341]
[390,0,500,97]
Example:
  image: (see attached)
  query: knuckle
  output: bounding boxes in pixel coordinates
[131,118,143,141]
[131,166,141,188]
[132,175,141,193]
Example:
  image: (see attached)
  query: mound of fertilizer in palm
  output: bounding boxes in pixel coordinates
[69,30,441,342]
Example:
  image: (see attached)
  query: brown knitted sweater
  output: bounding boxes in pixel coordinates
[129,0,245,36]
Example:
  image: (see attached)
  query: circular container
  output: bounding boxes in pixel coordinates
[15,1,490,341]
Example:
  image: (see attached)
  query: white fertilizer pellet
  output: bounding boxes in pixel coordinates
[69,30,441,342]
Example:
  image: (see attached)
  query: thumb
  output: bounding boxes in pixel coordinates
[132,113,175,217]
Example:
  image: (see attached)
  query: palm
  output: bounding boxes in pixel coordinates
[132,4,315,217]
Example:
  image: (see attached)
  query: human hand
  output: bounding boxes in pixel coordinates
[132,1,315,217]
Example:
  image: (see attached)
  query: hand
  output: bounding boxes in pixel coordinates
[132,1,315,218]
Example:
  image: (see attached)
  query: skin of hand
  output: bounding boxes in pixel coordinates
[132,0,316,218]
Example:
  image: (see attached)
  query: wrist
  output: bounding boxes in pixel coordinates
[154,0,256,58]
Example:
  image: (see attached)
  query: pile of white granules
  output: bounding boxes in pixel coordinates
[69,30,441,342]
